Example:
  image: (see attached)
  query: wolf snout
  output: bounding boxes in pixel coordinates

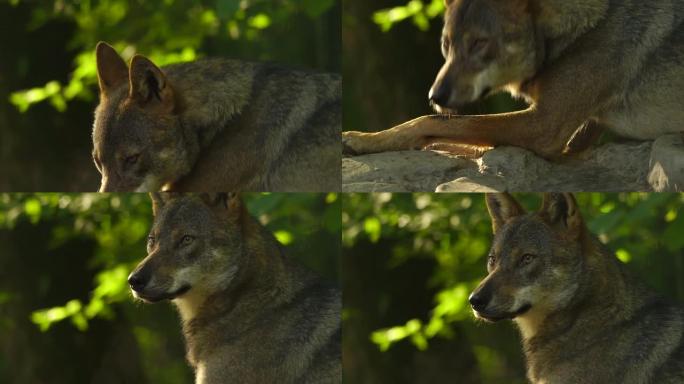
[428,82,451,107]
[128,270,150,292]
[468,291,490,312]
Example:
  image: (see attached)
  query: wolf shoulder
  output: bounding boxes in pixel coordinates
[162,58,341,107]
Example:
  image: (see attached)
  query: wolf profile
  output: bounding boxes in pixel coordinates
[343,0,684,159]
[128,193,341,383]
[93,42,341,192]
[470,193,684,383]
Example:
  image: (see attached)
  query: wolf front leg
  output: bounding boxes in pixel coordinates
[342,109,552,157]
[342,106,596,159]
[344,22,626,159]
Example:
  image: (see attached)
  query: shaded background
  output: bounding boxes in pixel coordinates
[0,192,341,384]
[342,193,684,383]
[343,0,526,133]
[0,0,341,191]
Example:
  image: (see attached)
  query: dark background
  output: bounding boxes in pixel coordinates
[0,192,341,384]
[0,0,341,191]
[342,193,684,383]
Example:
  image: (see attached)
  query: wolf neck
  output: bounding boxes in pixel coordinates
[531,0,609,62]
[519,231,638,357]
[175,214,306,366]
[168,61,256,150]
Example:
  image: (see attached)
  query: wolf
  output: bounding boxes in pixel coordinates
[93,42,341,192]
[343,0,684,159]
[127,193,341,383]
[469,193,684,383]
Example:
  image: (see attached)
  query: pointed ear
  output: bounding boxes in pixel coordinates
[129,55,174,113]
[96,42,128,93]
[149,192,179,215]
[199,193,243,218]
[485,193,526,233]
[539,193,583,239]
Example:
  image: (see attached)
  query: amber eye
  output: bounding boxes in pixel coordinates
[521,253,536,265]
[180,235,195,246]
[124,154,140,168]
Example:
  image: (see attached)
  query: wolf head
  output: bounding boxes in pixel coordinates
[429,0,539,111]
[470,193,585,335]
[92,42,198,192]
[128,193,245,305]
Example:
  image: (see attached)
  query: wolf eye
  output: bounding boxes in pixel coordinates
[521,253,536,265]
[469,38,490,55]
[180,235,195,246]
[124,154,140,168]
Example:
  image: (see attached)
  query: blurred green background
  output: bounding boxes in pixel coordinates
[343,0,524,133]
[0,192,340,384]
[342,193,684,383]
[0,0,341,191]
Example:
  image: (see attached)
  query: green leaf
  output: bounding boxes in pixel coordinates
[363,217,382,243]
[274,230,294,245]
[248,13,271,29]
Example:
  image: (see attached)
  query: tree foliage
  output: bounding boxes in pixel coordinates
[373,0,444,32]
[7,0,338,112]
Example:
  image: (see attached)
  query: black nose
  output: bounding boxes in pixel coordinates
[128,272,149,292]
[469,291,489,312]
[428,79,451,107]
[429,84,450,107]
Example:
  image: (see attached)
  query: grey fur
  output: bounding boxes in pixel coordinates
[128,193,341,383]
[471,193,684,383]
[93,43,341,192]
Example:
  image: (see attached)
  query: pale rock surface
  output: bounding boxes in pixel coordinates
[342,137,684,192]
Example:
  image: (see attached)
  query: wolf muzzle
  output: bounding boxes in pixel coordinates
[128,268,190,302]
[429,79,452,108]
[469,287,531,321]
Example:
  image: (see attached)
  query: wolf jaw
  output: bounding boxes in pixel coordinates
[474,303,532,322]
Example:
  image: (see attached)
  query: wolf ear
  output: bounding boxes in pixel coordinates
[199,193,242,214]
[539,193,583,239]
[150,192,179,215]
[485,193,525,233]
[129,55,175,113]
[96,42,128,93]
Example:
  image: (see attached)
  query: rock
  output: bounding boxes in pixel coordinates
[341,151,472,192]
[342,140,677,192]
[648,134,684,192]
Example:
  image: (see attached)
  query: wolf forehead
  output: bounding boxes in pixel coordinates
[151,199,221,230]
[444,0,499,31]
[92,90,156,150]
[490,217,555,255]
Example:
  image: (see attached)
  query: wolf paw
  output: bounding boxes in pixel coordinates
[342,131,373,156]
